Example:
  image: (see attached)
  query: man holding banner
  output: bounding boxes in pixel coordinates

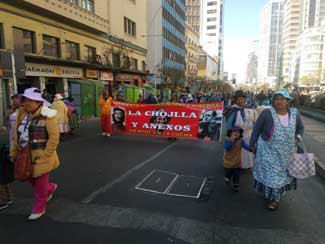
[98,91,112,137]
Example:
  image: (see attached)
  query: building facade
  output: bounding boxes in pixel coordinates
[246,41,259,85]
[301,0,325,30]
[185,0,201,33]
[147,0,186,87]
[0,0,148,127]
[200,0,224,79]
[282,0,301,83]
[185,24,199,86]
[291,27,325,85]
[258,0,284,86]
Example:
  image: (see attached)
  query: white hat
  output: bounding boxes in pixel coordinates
[54,93,64,100]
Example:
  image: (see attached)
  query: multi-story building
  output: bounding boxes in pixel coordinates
[197,47,219,81]
[185,24,199,86]
[282,0,301,83]
[185,0,201,33]
[292,27,325,85]
[246,41,259,84]
[200,0,224,79]
[290,0,325,86]
[109,0,147,90]
[147,0,186,86]
[301,0,325,30]
[0,0,147,127]
[257,0,284,86]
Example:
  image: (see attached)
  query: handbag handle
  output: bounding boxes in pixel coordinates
[296,137,307,153]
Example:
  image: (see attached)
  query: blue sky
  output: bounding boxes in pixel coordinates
[223,0,268,81]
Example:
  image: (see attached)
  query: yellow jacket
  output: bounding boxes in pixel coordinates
[10,106,60,178]
[98,96,112,115]
[51,100,69,125]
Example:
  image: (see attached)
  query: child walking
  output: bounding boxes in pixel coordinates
[224,126,251,192]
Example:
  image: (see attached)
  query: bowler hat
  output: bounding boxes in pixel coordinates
[233,90,246,99]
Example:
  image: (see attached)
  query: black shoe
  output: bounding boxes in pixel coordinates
[232,185,240,192]
[0,203,9,210]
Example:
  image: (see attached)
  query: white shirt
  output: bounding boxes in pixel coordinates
[278,113,289,127]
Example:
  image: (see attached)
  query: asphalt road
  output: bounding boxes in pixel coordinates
[1,119,325,244]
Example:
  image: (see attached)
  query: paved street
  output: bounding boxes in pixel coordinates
[1,119,325,244]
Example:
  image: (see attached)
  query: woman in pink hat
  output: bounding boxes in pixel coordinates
[10,87,60,220]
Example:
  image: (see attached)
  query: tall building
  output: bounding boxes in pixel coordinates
[258,0,284,86]
[246,40,259,84]
[147,0,186,86]
[282,0,301,83]
[290,0,325,86]
[185,0,201,33]
[301,0,325,30]
[185,24,200,86]
[200,0,224,79]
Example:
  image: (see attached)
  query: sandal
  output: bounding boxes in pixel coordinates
[267,201,279,211]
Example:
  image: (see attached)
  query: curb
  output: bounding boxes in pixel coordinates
[298,106,325,123]
[315,160,325,180]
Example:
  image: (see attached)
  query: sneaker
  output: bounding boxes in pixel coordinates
[102,132,107,136]
[0,203,9,210]
[106,133,111,137]
[47,184,58,202]
[7,200,13,205]
[28,211,46,221]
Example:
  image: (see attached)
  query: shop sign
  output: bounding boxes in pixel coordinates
[115,73,132,82]
[25,63,83,78]
[100,71,113,81]
[85,69,99,78]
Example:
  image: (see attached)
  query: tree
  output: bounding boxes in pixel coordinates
[300,75,320,87]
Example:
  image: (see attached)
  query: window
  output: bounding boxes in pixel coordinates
[85,45,96,63]
[80,0,94,13]
[113,53,120,67]
[207,25,217,30]
[42,35,60,57]
[123,56,130,69]
[207,33,216,36]
[207,1,217,6]
[207,9,217,14]
[124,17,136,37]
[131,58,138,70]
[0,24,4,49]
[142,61,146,72]
[65,41,80,60]
[207,17,217,22]
[13,27,35,53]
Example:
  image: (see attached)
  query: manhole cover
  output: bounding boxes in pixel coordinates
[167,175,206,198]
[135,170,178,193]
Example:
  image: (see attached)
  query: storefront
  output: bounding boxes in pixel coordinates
[24,62,83,96]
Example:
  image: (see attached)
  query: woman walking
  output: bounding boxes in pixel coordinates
[250,89,304,211]
[226,90,257,169]
[51,94,69,139]
[10,88,60,220]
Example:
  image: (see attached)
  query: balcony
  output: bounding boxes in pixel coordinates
[22,0,109,33]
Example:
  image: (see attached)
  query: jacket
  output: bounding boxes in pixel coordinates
[224,138,249,168]
[10,106,60,178]
[249,108,304,147]
[98,97,112,115]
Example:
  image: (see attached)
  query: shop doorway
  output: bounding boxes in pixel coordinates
[1,79,10,127]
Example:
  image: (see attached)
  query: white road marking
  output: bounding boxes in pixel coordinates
[82,143,176,204]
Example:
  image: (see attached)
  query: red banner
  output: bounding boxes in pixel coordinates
[110,101,224,141]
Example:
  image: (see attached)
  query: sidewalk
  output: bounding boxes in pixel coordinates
[302,115,325,179]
